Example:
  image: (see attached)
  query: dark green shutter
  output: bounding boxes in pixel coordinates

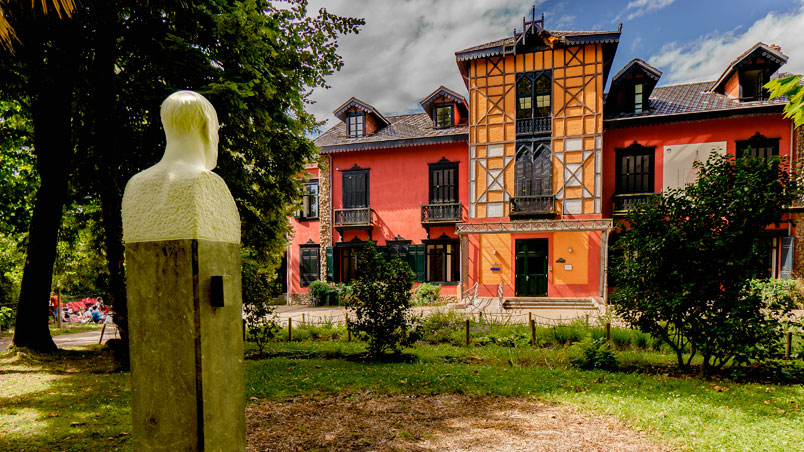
[780,236,794,279]
[326,246,334,282]
[408,244,425,282]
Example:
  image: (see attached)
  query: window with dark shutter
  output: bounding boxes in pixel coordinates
[424,238,459,283]
[299,245,320,286]
[429,162,458,204]
[737,132,779,161]
[615,143,654,194]
[515,140,552,196]
[343,170,369,208]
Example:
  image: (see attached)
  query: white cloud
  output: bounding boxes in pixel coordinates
[615,0,675,22]
[305,1,544,131]
[648,2,804,85]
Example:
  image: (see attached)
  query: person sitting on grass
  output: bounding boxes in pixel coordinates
[91,307,103,324]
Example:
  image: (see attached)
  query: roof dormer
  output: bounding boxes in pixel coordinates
[333,97,390,138]
[419,86,469,129]
[605,58,662,117]
[710,42,787,102]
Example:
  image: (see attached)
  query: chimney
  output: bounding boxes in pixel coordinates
[770,44,782,52]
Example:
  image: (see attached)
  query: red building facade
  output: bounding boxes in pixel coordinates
[285,21,799,305]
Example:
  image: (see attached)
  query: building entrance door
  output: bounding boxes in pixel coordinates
[515,239,548,297]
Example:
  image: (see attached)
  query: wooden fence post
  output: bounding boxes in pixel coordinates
[530,319,536,346]
[605,322,611,342]
[465,319,470,346]
[302,313,305,325]
[528,312,532,325]
[288,317,292,342]
[786,332,793,360]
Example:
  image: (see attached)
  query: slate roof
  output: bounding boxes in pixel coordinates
[604,81,786,122]
[315,112,468,153]
[455,30,620,61]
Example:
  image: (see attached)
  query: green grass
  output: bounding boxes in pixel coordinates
[0,347,131,452]
[3,339,803,452]
[247,341,804,452]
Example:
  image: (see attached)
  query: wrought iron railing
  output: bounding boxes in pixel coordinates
[421,202,462,223]
[510,195,555,215]
[516,116,551,135]
[612,193,657,215]
[334,207,372,226]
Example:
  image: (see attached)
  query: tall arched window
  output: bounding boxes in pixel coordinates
[515,140,552,196]
[516,76,533,119]
[534,73,551,118]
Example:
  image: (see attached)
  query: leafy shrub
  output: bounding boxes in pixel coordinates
[0,306,14,331]
[412,283,441,306]
[242,254,281,356]
[308,281,352,306]
[345,242,415,357]
[569,336,618,370]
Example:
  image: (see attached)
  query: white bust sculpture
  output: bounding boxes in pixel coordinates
[122,91,240,244]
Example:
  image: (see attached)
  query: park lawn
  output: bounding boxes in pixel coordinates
[1,341,802,452]
[248,341,804,452]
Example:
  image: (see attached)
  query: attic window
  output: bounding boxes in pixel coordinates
[434,102,453,129]
[347,112,365,138]
[634,84,643,113]
[740,69,769,102]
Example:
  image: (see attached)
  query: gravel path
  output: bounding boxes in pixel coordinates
[246,393,672,452]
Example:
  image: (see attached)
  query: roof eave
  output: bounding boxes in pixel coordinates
[318,133,468,154]
[604,103,785,128]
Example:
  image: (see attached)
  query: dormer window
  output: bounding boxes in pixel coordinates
[434,103,453,129]
[710,43,787,102]
[347,112,365,138]
[634,84,643,113]
[740,69,769,101]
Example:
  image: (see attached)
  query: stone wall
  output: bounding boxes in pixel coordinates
[288,293,313,306]
[318,153,333,281]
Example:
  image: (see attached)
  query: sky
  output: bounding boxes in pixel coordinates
[304,0,804,131]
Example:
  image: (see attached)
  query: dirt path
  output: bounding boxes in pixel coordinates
[246,393,671,452]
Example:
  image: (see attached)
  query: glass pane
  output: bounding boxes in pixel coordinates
[535,74,550,93]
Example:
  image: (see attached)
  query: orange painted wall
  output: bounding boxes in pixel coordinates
[464,228,601,298]
[602,114,794,218]
[288,167,320,294]
[331,141,469,244]
[724,73,740,99]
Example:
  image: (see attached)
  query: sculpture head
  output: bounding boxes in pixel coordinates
[160,91,219,170]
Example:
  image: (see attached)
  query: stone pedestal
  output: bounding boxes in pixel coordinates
[126,239,244,452]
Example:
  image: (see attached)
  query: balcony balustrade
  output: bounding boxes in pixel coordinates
[612,193,657,215]
[334,207,373,227]
[516,116,551,136]
[421,202,462,224]
[510,195,555,215]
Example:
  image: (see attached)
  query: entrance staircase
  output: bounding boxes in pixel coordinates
[502,297,598,310]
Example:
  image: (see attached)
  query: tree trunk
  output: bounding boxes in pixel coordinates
[91,4,130,369]
[12,28,75,352]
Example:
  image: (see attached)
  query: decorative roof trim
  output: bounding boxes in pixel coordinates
[709,42,788,94]
[455,31,621,62]
[603,103,784,129]
[320,133,468,154]
[611,58,662,86]
[333,97,390,127]
[419,85,469,119]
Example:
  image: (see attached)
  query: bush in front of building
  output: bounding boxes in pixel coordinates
[411,282,441,306]
[610,153,803,376]
[345,242,415,358]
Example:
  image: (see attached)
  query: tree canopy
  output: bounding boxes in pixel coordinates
[609,153,802,374]
[0,0,362,352]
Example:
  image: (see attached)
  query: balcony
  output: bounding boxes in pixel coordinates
[516,116,551,136]
[510,195,555,215]
[334,207,373,227]
[612,193,657,216]
[421,202,462,224]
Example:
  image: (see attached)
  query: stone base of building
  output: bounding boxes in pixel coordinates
[287,293,313,306]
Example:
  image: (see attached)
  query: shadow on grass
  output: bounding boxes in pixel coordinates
[0,347,132,452]
[247,347,419,364]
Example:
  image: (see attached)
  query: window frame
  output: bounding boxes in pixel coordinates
[433,102,454,129]
[736,132,779,161]
[428,160,459,204]
[342,168,370,208]
[614,143,655,195]
[515,71,552,120]
[299,244,320,287]
[423,236,460,284]
[335,241,366,284]
[346,111,365,138]
[298,179,319,220]
[514,139,552,197]
[634,83,644,114]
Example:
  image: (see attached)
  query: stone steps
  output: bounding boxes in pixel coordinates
[502,297,598,310]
